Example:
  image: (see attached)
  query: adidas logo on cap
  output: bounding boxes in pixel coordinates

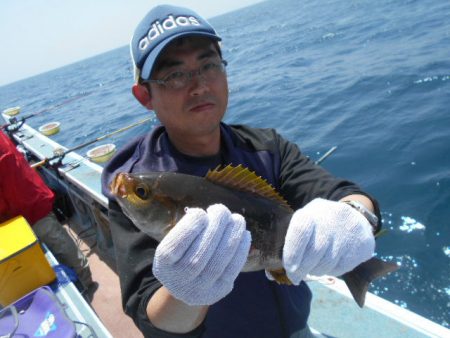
[139,15,201,50]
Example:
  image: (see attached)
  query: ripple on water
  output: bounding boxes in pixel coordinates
[443,246,450,257]
[398,216,426,233]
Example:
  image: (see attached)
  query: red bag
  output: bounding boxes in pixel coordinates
[0,132,54,225]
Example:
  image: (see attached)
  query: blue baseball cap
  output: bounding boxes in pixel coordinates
[131,5,222,81]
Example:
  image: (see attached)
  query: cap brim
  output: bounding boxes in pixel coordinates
[140,31,221,81]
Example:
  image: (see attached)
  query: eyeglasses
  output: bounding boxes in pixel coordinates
[144,60,228,90]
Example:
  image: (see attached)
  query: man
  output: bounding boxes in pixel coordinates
[0,130,95,298]
[101,5,380,338]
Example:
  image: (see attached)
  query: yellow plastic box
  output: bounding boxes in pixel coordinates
[0,216,56,306]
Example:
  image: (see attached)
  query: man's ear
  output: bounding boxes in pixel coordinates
[132,84,153,110]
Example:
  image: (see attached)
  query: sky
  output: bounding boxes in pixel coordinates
[0,0,262,86]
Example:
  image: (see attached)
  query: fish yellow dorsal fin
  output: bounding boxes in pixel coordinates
[206,164,291,209]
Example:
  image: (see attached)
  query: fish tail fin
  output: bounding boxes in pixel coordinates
[343,257,399,308]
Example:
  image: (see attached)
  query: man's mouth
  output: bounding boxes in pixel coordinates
[188,101,215,113]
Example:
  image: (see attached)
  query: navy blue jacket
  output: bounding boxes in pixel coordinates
[101,123,378,338]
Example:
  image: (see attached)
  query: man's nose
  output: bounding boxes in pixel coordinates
[188,72,210,95]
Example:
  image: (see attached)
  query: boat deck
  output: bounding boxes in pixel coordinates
[68,225,143,337]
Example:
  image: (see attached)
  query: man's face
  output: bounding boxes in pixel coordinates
[147,36,228,141]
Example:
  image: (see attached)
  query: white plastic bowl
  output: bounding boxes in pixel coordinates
[38,122,61,136]
[3,106,21,116]
[86,144,116,163]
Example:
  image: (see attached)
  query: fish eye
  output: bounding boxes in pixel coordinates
[135,184,150,200]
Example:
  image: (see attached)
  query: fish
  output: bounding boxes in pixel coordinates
[110,164,399,307]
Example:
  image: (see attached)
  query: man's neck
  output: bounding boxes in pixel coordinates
[167,129,221,157]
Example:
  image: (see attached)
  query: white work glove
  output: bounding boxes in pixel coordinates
[283,198,375,285]
[153,204,251,306]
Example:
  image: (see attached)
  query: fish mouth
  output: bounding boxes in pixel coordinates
[110,173,134,198]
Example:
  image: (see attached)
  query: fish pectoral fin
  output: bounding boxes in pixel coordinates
[342,257,399,308]
[268,268,292,285]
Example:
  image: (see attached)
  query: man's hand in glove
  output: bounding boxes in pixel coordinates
[282,198,375,285]
[153,204,251,306]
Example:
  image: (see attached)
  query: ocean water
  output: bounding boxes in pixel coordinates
[1,0,449,328]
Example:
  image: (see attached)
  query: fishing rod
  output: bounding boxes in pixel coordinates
[31,117,153,168]
[1,92,92,131]
[314,146,338,165]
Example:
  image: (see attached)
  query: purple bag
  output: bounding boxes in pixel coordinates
[0,286,76,338]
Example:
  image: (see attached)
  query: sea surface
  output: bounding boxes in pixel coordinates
[1,0,449,329]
